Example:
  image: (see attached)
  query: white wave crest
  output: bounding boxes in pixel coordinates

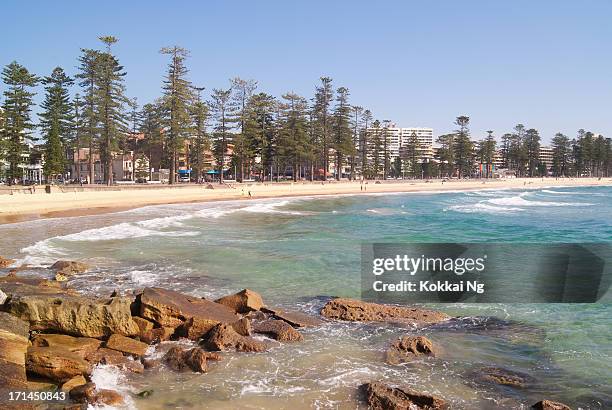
[58,222,198,242]
[488,192,591,207]
[447,203,523,215]
[89,364,135,409]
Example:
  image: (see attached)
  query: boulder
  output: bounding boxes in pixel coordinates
[532,400,572,410]
[105,334,149,357]
[0,275,73,298]
[473,367,529,388]
[361,382,448,410]
[385,336,437,365]
[7,294,139,338]
[139,326,175,344]
[31,334,101,359]
[253,319,303,342]
[201,323,267,352]
[262,307,324,327]
[0,256,15,268]
[60,375,87,393]
[0,312,30,389]
[321,298,450,325]
[163,346,222,372]
[50,260,89,275]
[138,287,238,329]
[132,316,154,336]
[231,317,252,336]
[215,289,265,313]
[26,346,91,382]
[69,382,124,406]
[84,347,143,374]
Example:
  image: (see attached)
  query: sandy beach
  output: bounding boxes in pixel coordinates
[1,177,610,224]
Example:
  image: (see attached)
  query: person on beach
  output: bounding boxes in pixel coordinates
[248,190,252,198]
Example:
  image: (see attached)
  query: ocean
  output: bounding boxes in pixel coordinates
[2,185,611,409]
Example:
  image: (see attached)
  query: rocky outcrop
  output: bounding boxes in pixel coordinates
[262,307,324,327]
[139,326,175,344]
[0,312,30,389]
[7,294,139,338]
[231,317,252,336]
[473,367,530,388]
[532,400,572,410]
[215,289,265,313]
[60,375,87,393]
[69,382,123,406]
[0,275,73,298]
[321,298,450,325]
[253,319,304,342]
[201,323,267,352]
[361,382,449,410]
[31,334,101,359]
[385,336,437,365]
[84,347,144,374]
[26,346,91,382]
[138,287,238,330]
[105,334,149,357]
[163,346,222,372]
[50,260,89,275]
[0,256,15,268]
[132,316,154,336]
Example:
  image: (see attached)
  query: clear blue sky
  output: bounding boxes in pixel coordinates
[2,0,611,143]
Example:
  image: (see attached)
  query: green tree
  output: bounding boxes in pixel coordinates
[210,88,234,183]
[452,116,473,178]
[76,48,101,184]
[1,61,38,184]
[313,77,333,179]
[230,77,257,181]
[139,101,164,176]
[190,87,210,183]
[332,87,353,180]
[524,128,541,177]
[278,93,309,181]
[436,133,455,177]
[476,130,496,178]
[370,120,383,179]
[551,132,570,177]
[360,109,373,178]
[349,105,363,180]
[401,131,420,178]
[245,93,276,181]
[39,67,74,181]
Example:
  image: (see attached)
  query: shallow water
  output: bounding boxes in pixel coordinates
[1,186,611,409]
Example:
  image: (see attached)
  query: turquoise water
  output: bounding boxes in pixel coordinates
[2,185,611,409]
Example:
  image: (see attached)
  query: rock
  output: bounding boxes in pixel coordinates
[474,367,529,388]
[321,298,450,325]
[201,323,267,352]
[136,389,154,398]
[163,346,222,372]
[143,358,160,369]
[54,272,68,282]
[69,382,124,406]
[138,287,238,329]
[361,382,449,410]
[94,389,124,406]
[26,346,91,382]
[262,307,324,327]
[7,294,139,338]
[132,316,154,337]
[0,256,15,268]
[0,275,73,298]
[532,400,572,410]
[84,347,144,374]
[106,334,149,357]
[253,319,303,342]
[140,326,175,344]
[32,334,101,359]
[231,317,252,336]
[60,375,87,393]
[215,289,265,313]
[385,336,437,365]
[26,377,58,391]
[0,312,30,389]
[50,260,89,275]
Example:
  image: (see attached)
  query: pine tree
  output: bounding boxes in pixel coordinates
[39,67,74,181]
[76,48,101,184]
[190,87,210,183]
[401,131,420,178]
[551,132,570,177]
[210,88,234,183]
[436,133,455,177]
[1,61,38,184]
[139,101,164,177]
[160,46,193,184]
[453,116,473,178]
[230,78,257,181]
[349,105,363,180]
[524,128,541,176]
[477,130,496,178]
[370,120,383,179]
[314,77,333,179]
[332,87,353,180]
[278,93,310,181]
[245,93,276,181]
[360,109,373,178]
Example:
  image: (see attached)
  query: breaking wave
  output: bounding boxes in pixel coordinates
[487,192,592,207]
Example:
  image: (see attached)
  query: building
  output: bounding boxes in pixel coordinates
[539,146,554,171]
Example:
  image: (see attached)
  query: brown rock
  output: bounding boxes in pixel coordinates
[26,346,91,382]
[475,367,529,388]
[321,298,450,325]
[532,400,572,410]
[50,260,89,275]
[0,275,72,298]
[0,312,30,389]
[61,375,87,393]
[140,326,175,344]
[231,317,252,336]
[0,256,15,268]
[253,319,303,342]
[262,307,324,327]
[94,389,124,406]
[215,289,265,313]
[106,334,149,357]
[163,346,222,372]
[138,287,238,328]
[32,334,101,359]
[132,316,154,336]
[361,382,449,410]
[69,382,96,403]
[7,294,139,338]
[26,377,58,391]
[84,347,143,374]
[385,336,436,365]
[201,323,267,352]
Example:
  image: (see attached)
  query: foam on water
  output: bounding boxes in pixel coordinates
[447,202,523,215]
[487,191,592,207]
[89,364,136,409]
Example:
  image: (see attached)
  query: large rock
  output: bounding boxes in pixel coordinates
[0,275,74,298]
[532,400,572,410]
[70,382,124,406]
[321,298,450,325]
[7,294,139,338]
[105,334,149,357]
[60,375,87,393]
[0,312,30,389]
[472,367,530,388]
[26,346,91,382]
[201,323,267,352]
[163,346,222,372]
[385,336,437,365]
[138,287,238,329]
[215,289,265,313]
[139,326,175,344]
[50,260,89,275]
[361,382,448,410]
[0,256,15,268]
[253,319,304,342]
[31,334,101,359]
[262,307,324,327]
[84,347,144,374]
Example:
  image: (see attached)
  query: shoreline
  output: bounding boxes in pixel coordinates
[1,177,610,225]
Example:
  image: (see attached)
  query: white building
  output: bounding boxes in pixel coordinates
[363,125,434,161]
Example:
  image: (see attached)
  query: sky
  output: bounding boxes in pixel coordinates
[1,0,611,143]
